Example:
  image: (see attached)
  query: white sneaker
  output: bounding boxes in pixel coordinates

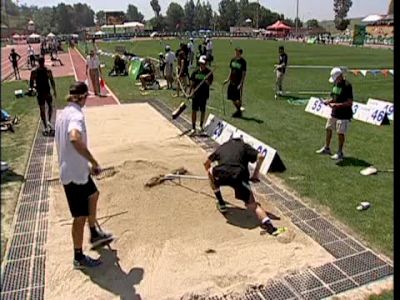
[331,152,344,160]
[188,129,197,136]
[240,106,245,112]
[316,147,332,155]
[47,122,54,130]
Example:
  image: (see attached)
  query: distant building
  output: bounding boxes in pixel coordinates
[230,26,253,34]
[101,22,145,34]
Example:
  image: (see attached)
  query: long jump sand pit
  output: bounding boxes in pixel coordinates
[46,103,334,299]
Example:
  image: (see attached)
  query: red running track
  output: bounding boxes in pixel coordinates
[68,48,119,107]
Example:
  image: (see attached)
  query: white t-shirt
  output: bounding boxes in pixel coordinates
[187,41,193,52]
[86,55,100,70]
[28,47,34,56]
[55,103,90,185]
[165,51,176,65]
[206,40,213,51]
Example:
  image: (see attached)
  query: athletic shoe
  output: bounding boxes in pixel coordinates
[188,129,197,136]
[47,122,54,130]
[73,255,102,269]
[240,106,245,112]
[90,231,114,249]
[331,152,344,161]
[216,202,228,213]
[260,221,278,235]
[315,147,332,155]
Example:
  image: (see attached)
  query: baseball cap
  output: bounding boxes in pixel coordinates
[165,45,171,51]
[198,55,207,64]
[329,67,343,83]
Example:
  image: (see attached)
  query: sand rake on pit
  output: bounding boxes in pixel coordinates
[144,167,210,188]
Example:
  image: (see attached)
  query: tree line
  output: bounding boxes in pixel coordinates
[1,0,355,34]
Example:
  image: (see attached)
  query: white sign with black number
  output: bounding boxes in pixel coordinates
[366,98,394,121]
[352,101,388,126]
[233,129,277,175]
[204,114,285,174]
[305,97,331,119]
[205,116,236,144]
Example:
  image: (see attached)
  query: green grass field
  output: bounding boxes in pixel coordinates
[78,39,393,258]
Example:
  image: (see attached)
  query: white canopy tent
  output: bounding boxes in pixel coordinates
[47,32,56,38]
[12,33,21,39]
[29,33,40,38]
[361,15,384,23]
[95,30,105,36]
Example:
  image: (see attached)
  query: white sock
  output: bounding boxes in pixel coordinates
[262,217,271,224]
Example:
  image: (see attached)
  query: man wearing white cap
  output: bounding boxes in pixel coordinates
[188,55,213,134]
[316,67,353,161]
[164,45,176,89]
[187,37,194,68]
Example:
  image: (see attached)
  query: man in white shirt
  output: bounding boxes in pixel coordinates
[164,45,176,90]
[187,38,194,68]
[205,38,213,66]
[27,44,35,68]
[86,49,103,96]
[55,81,113,269]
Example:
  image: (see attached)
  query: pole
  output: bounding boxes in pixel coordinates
[256,0,259,29]
[295,0,299,35]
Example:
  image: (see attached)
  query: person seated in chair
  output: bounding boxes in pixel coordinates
[139,58,156,90]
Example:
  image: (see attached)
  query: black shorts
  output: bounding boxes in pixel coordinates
[212,166,251,203]
[37,93,53,106]
[192,97,207,112]
[227,83,241,101]
[63,176,98,217]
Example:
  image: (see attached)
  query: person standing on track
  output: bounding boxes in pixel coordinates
[188,55,213,135]
[274,46,288,98]
[27,44,36,69]
[316,67,353,161]
[30,57,57,135]
[223,47,247,118]
[204,134,283,236]
[8,48,21,80]
[55,81,114,269]
[86,49,103,96]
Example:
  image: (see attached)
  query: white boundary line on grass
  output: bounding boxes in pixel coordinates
[73,47,121,105]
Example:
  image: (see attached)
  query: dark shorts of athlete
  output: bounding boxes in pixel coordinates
[63,176,98,218]
[12,62,18,69]
[211,165,251,203]
[227,83,241,101]
[29,55,35,62]
[37,93,53,106]
[192,96,207,112]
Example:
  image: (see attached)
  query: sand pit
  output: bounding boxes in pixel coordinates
[46,103,334,299]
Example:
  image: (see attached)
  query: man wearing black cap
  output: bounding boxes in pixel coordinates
[30,56,57,135]
[204,134,285,236]
[224,47,247,117]
[55,82,113,269]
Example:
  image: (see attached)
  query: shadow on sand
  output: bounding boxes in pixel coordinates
[81,247,144,300]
